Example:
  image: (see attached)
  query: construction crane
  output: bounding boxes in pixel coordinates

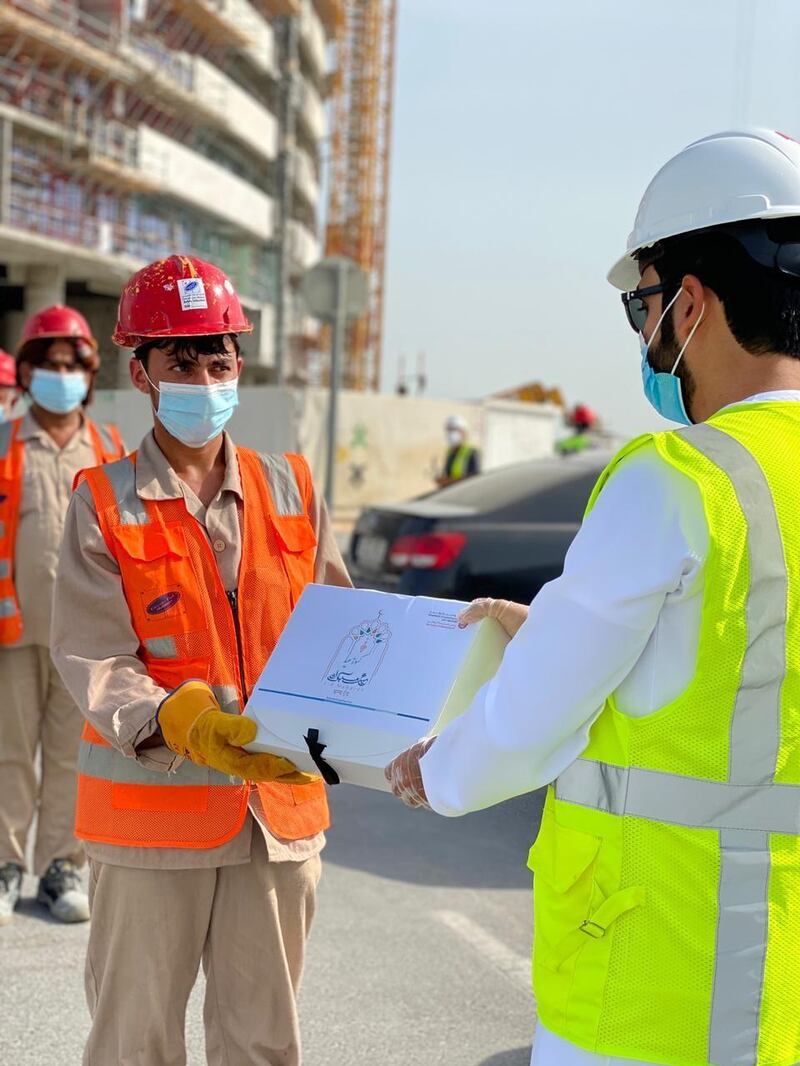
[325,0,397,392]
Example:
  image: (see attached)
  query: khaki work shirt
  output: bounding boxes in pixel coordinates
[51,431,353,869]
[15,411,113,649]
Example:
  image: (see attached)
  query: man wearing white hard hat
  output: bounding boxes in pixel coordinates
[387,128,800,1066]
[437,414,480,486]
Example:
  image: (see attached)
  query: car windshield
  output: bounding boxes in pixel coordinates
[425,457,609,521]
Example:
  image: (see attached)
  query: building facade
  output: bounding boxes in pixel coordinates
[0,0,338,385]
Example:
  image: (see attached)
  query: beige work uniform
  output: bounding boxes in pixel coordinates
[52,430,352,1066]
[0,412,113,876]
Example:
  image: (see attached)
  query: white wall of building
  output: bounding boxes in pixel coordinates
[299,0,328,79]
[231,0,278,76]
[137,126,275,241]
[292,146,321,206]
[298,80,326,142]
[193,56,279,161]
[482,400,564,469]
[288,219,321,269]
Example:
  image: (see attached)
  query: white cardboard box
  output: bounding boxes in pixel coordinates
[244,584,508,790]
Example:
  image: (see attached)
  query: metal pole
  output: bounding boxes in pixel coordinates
[325,262,347,509]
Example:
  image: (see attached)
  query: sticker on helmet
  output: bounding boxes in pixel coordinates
[177,278,208,311]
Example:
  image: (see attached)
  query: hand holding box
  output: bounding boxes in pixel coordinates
[244,585,509,791]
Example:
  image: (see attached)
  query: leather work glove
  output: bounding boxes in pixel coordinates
[385,737,436,809]
[458,597,529,639]
[158,680,318,785]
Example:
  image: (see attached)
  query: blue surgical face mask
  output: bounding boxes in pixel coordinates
[143,370,239,447]
[29,368,89,414]
[639,288,705,426]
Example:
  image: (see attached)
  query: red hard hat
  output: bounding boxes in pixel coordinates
[0,350,16,387]
[17,305,97,358]
[571,404,597,429]
[114,255,253,348]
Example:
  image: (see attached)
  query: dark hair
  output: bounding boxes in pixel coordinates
[643,221,800,357]
[133,333,241,369]
[17,337,99,406]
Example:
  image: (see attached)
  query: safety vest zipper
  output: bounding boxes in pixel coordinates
[226,588,248,702]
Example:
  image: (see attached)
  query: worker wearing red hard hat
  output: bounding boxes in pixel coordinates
[0,305,125,929]
[556,402,599,455]
[50,256,350,1065]
[0,349,17,420]
[570,403,596,431]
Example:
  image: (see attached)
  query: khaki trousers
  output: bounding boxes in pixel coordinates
[0,644,84,875]
[84,830,322,1066]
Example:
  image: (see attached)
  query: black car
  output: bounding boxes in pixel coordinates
[348,451,613,602]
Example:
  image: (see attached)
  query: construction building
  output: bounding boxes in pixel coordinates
[0,0,341,386]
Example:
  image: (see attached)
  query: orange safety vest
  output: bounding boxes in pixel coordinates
[0,416,125,645]
[75,445,330,848]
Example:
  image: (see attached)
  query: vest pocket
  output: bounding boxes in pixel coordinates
[111,522,207,638]
[270,515,318,598]
[528,811,645,972]
[270,514,318,553]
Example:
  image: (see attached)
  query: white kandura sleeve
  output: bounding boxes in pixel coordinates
[419,447,707,817]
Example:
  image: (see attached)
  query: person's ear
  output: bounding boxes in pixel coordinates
[130,357,151,397]
[673,274,706,344]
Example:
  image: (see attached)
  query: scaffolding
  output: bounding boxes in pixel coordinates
[325,0,396,392]
[0,0,277,301]
[0,0,334,366]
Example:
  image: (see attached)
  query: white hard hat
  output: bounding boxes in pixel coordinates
[445,414,468,432]
[608,128,800,290]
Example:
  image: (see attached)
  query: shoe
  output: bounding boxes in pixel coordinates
[37,859,90,923]
[0,862,22,926]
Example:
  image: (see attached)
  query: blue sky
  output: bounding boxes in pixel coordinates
[381,0,800,435]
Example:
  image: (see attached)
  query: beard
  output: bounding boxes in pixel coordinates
[648,318,697,421]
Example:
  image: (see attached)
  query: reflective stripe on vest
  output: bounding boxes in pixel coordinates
[0,419,15,459]
[78,738,234,787]
[86,421,126,465]
[76,447,330,848]
[542,415,799,1066]
[259,453,304,515]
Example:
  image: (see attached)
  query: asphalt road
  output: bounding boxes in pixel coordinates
[1,784,544,1066]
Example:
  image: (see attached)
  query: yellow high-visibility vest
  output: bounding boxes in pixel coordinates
[528,402,800,1066]
[448,444,476,480]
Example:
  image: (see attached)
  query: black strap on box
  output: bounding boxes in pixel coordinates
[303,728,340,786]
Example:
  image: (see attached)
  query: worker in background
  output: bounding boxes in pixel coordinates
[51,255,351,1066]
[0,349,18,420]
[387,128,800,1066]
[0,305,125,927]
[437,414,481,486]
[556,403,598,455]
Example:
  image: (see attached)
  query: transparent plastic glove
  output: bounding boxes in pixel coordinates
[457,597,529,638]
[385,737,436,809]
[158,680,318,784]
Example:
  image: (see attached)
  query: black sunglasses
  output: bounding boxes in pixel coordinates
[620,282,675,334]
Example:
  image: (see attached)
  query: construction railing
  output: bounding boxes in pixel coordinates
[6,0,123,54]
